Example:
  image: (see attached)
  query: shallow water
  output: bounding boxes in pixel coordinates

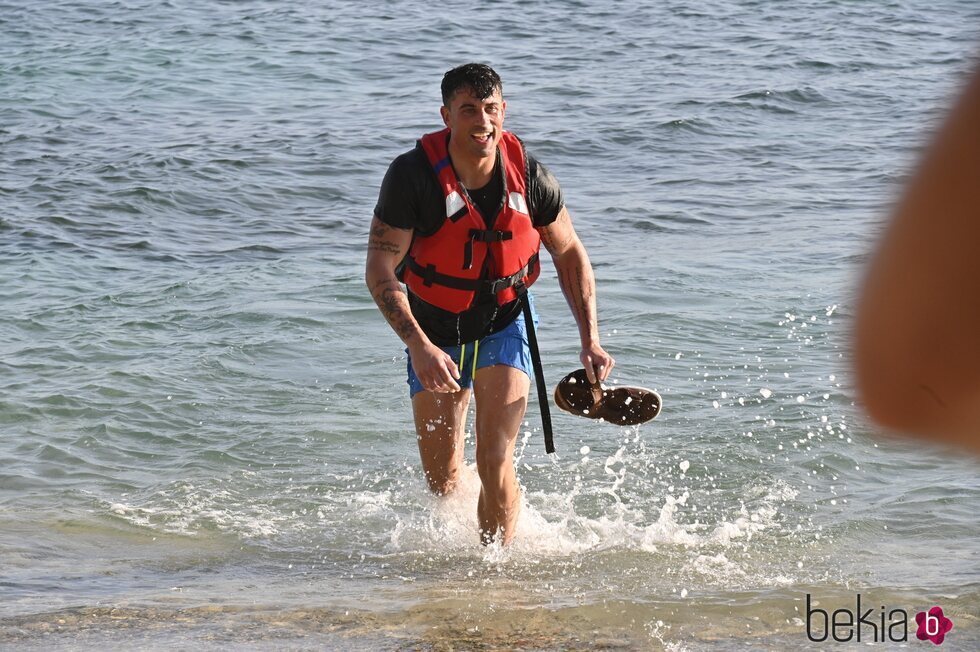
[2,0,979,649]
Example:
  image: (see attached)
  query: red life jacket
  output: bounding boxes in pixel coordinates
[401,128,541,314]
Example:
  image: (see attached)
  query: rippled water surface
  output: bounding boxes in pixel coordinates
[2,1,979,649]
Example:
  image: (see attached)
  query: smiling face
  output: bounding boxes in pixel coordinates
[440,85,506,162]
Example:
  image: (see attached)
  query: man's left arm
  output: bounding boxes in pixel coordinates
[537,207,615,383]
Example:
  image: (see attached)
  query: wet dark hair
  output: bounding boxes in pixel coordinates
[441,63,502,106]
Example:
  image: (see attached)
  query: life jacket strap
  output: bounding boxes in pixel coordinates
[463,229,513,270]
[486,253,538,294]
[405,253,539,294]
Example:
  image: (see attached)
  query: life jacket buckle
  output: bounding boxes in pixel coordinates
[469,229,513,243]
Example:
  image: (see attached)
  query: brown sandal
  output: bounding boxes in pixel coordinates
[554,368,662,425]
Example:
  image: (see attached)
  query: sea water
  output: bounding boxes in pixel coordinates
[2,1,979,649]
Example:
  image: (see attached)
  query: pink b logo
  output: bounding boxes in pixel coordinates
[915,606,953,645]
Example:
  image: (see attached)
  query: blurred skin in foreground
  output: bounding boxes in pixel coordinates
[855,63,980,455]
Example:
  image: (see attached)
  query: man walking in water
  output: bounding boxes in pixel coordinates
[366,63,613,545]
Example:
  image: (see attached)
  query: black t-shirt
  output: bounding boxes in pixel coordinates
[374,139,564,346]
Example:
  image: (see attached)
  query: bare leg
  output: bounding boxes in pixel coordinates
[473,365,530,545]
[412,389,471,495]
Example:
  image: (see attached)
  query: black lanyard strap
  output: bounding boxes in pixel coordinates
[519,287,555,454]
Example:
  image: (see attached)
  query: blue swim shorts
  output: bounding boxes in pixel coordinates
[407,294,539,397]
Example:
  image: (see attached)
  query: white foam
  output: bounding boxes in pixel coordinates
[639,495,700,549]
[389,464,484,553]
[101,480,284,538]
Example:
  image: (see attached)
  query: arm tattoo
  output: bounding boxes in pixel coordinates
[368,239,403,254]
[367,218,419,342]
[540,216,573,255]
[558,262,596,333]
[370,278,415,340]
[368,220,410,254]
[544,210,599,338]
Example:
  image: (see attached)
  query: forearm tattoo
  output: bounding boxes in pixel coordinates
[370,278,415,340]
[558,262,596,336]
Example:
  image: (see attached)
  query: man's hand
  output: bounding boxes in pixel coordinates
[409,340,462,393]
[581,341,615,384]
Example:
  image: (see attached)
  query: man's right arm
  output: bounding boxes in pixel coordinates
[365,217,421,342]
[365,216,461,392]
